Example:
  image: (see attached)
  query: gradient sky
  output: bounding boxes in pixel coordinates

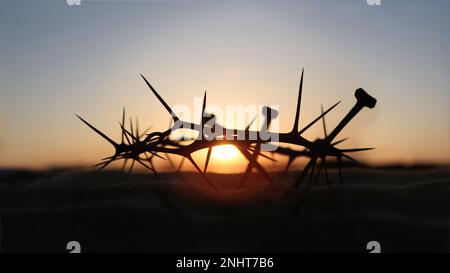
[1,0,449,170]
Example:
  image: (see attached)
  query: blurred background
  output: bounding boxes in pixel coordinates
[0,0,449,171]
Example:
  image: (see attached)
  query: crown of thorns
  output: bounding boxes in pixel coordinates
[77,68,377,191]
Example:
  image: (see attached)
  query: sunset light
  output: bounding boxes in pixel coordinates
[212,145,240,161]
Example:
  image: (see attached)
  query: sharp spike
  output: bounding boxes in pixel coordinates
[97,159,114,171]
[238,146,273,183]
[139,125,153,139]
[252,151,276,162]
[186,155,217,191]
[313,159,323,186]
[100,155,115,161]
[239,144,265,187]
[76,115,118,147]
[141,74,179,122]
[121,158,128,172]
[247,145,275,161]
[120,122,132,145]
[136,158,155,172]
[135,117,139,139]
[292,68,304,133]
[321,104,328,138]
[94,158,113,168]
[283,156,295,174]
[165,153,176,169]
[293,157,315,188]
[298,101,341,135]
[332,137,349,146]
[145,153,159,175]
[120,123,138,143]
[121,107,126,143]
[204,147,212,173]
[177,157,185,172]
[129,117,134,143]
[307,157,318,188]
[202,90,207,118]
[342,153,357,163]
[239,162,253,188]
[270,150,276,162]
[127,159,135,178]
[340,148,375,153]
[200,91,207,138]
[150,152,165,160]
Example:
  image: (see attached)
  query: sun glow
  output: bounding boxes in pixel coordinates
[212,145,240,160]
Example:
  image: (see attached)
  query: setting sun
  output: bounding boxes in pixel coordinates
[212,145,240,160]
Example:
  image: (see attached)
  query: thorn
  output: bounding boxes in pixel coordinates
[129,117,134,143]
[252,151,276,162]
[283,156,295,174]
[122,107,126,143]
[332,137,349,146]
[141,74,179,122]
[307,157,317,188]
[150,152,165,160]
[293,157,315,188]
[177,157,185,172]
[135,117,140,139]
[239,144,262,187]
[139,124,153,139]
[120,122,132,145]
[136,158,155,172]
[239,161,253,188]
[186,155,217,192]
[76,114,118,148]
[202,90,207,117]
[298,101,341,135]
[165,153,176,169]
[340,148,375,153]
[127,159,135,178]
[313,159,323,186]
[95,158,115,171]
[121,158,128,172]
[342,153,357,163]
[238,145,273,183]
[200,90,207,138]
[321,104,328,138]
[120,122,138,143]
[292,68,304,133]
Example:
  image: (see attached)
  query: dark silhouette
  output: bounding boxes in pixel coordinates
[77,68,377,193]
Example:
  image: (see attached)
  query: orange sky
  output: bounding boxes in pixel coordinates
[1,0,450,171]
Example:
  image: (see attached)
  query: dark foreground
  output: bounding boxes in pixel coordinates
[0,168,449,252]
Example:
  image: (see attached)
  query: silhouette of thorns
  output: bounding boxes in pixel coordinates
[77,68,377,191]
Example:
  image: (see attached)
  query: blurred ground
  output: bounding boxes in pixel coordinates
[0,167,449,252]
